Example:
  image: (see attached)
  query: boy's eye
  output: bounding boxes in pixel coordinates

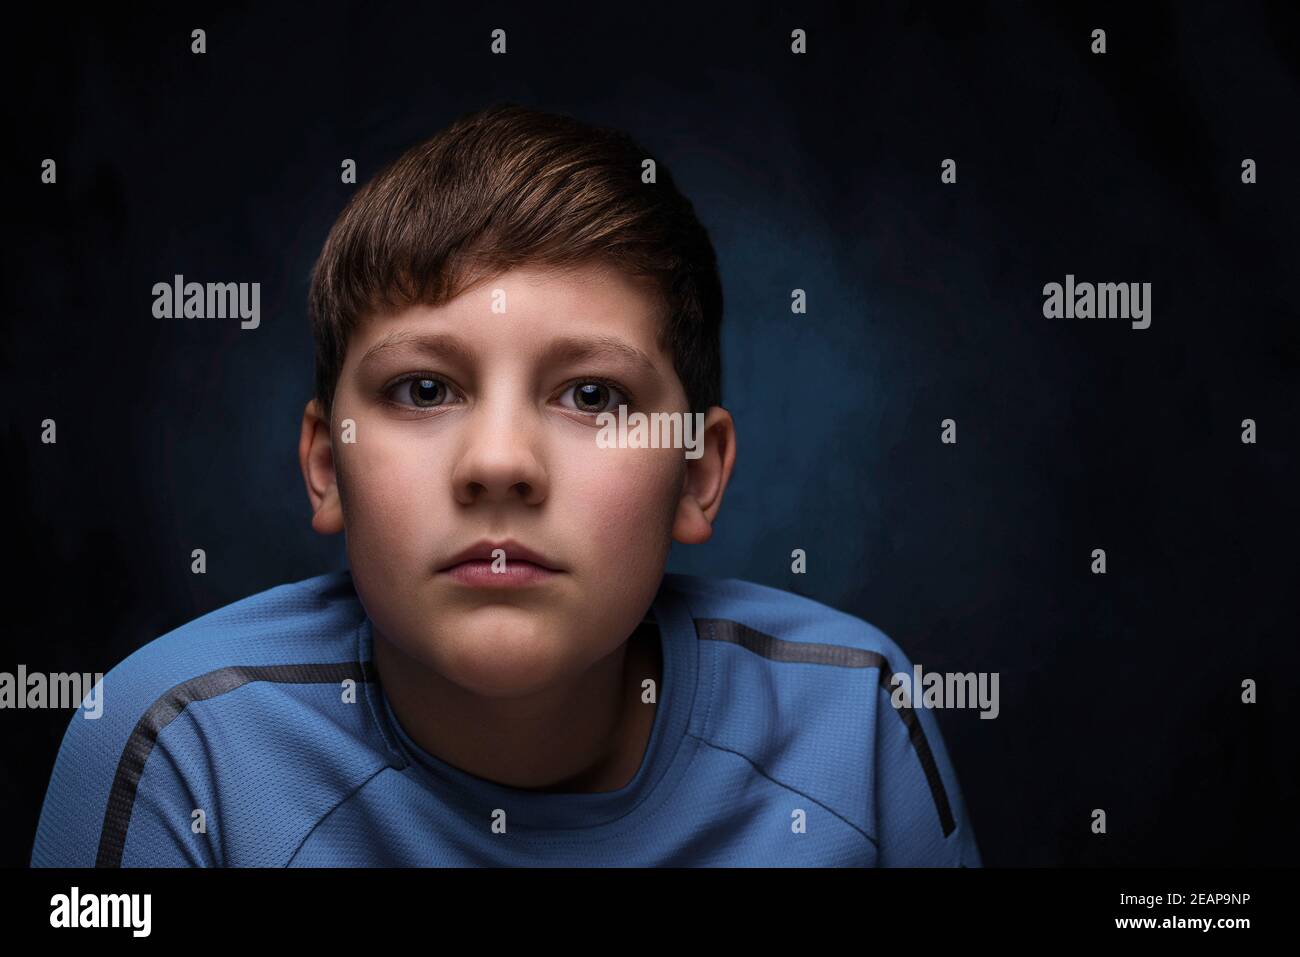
[390,376,455,408]
[383,377,628,414]
[560,381,628,415]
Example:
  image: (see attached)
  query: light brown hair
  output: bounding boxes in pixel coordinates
[308,102,724,420]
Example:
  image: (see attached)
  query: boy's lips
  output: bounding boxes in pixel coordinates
[441,560,559,588]
[437,538,564,572]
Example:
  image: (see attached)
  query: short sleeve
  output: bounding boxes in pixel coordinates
[31,678,215,868]
[871,673,983,867]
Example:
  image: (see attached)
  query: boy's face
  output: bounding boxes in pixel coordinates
[299,261,734,698]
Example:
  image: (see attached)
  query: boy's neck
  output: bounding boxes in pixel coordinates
[373,619,662,794]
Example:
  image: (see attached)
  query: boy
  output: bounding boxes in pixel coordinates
[32,103,981,866]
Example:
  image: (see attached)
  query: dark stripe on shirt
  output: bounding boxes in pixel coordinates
[694,617,957,838]
[96,661,377,868]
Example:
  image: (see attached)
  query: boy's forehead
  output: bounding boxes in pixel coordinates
[467,260,660,312]
[350,262,670,368]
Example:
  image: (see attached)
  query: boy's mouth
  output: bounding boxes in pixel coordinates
[437,538,564,574]
[440,559,560,588]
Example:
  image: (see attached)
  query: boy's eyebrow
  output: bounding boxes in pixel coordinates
[358,331,476,370]
[358,331,663,380]
[543,335,663,380]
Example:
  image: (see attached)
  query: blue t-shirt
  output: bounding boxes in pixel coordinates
[31,570,982,867]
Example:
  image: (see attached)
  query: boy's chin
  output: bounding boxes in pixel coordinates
[431,619,595,698]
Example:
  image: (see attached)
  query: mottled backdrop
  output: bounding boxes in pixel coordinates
[3,0,1297,867]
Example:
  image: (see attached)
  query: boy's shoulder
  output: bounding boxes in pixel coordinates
[660,572,912,665]
[32,570,382,867]
[71,568,372,736]
[105,568,366,693]
[137,567,364,663]
[659,573,981,866]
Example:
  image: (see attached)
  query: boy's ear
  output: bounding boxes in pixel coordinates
[672,406,737,546]
[298,399,345,535]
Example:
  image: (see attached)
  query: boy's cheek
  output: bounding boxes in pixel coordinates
[574,451,682,564]
[337,483,444,583]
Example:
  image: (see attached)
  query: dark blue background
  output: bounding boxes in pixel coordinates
[3,0,1297,867]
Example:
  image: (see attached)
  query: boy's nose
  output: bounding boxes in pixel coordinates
[449,399,548,507]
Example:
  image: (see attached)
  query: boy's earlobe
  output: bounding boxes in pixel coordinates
[298,399,345,535]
